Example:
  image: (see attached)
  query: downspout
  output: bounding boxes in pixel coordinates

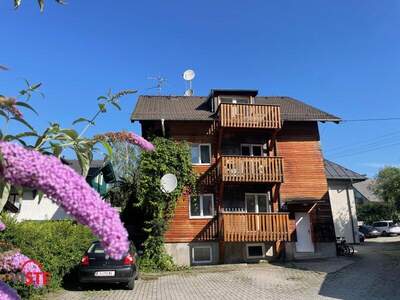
[161,118,166,137]
[346,179,357,244]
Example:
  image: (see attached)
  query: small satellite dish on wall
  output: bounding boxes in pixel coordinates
[160,173,178,193]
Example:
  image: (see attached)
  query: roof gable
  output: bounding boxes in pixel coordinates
[324,159,366,181]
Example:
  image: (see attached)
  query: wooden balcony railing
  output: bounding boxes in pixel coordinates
[220,212,291,242]
[218,103,281,129]
[221,156,284,183]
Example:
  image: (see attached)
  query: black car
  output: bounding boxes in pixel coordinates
[358,225,381,238]
[78,241,139,290]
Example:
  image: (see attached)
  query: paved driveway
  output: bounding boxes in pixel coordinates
[52,237,400,300]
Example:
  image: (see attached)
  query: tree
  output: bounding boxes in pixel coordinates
[374,166,400,210]
[357,202,398,224]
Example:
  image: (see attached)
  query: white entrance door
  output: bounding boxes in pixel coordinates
[295,212,314,253]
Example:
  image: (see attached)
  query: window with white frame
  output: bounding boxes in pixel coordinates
[190,194,214,218]
[191,144,211,164]
[192,246,212,264]
[246,243,265,259]
[241,144,264,157]
[219,96,250,104]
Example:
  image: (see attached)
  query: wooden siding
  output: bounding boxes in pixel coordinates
[221,212,290,242]
[219,103,281,129]
[164,194,217,243]
[277,122,329,202]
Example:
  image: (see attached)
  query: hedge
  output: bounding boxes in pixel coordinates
[0,215,95,299]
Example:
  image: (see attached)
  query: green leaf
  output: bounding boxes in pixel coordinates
[50,142,62,157]
[0,182,11,212]
[98,103,107,113]
[38,0,44,11]
[60,129,79,140]
[15,101,39,115]
[14,0,21,9]
[3,135,27,146]
[72,117,93,125]
[99,140,113,157]
[0,110,9,120]
[30,82,42,91]
[97,96,107,101]
[10,117,36,132]
[37,191,45,204]
[111,101,121,110]
[76,150,91,177]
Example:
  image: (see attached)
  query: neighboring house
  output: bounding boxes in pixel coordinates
[131,89,341,265]
[324,159,367,244]
[353,179,383,205]
[6,159,115,221]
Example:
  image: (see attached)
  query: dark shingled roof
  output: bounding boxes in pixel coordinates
[131,95,341,122]
[324,159,367,181]
[353,179,383,203]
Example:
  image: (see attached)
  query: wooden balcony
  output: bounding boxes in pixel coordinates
[221,156,284,183]
[218,103,281,129]
[220,212,291,242]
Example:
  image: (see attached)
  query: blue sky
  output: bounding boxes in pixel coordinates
[1,0,399,177]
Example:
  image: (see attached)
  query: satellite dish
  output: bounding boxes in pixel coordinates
[184,89,194,96]
[160,174,178,193]
[183,69,195,81]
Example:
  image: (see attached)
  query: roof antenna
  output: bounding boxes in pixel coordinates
[183,69,195,96]
[147,75,167,95]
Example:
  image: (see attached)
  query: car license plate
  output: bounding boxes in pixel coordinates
[94,271,115,277]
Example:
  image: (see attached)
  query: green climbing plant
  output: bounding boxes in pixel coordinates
[137,137,197,271]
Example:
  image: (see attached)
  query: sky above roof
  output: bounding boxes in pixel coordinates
[1,0,399,177]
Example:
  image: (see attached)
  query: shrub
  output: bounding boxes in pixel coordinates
[0,215,94,299]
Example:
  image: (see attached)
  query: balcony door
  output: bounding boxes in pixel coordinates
[245,193,269,231]
[241,144,264,157]
[245,194,269,213]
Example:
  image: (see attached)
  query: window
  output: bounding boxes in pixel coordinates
[245,193,270,213]
[192,246,212,264]
[220,96,250,104]
[241,144,264,157]
[246,244,265,259]
[191,144,211,164]
[190,194,214,218]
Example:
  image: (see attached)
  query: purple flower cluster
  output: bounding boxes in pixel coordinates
[0,281,20,300]
[0,251,43,287]
[0,97,23,119]
[0,142,129,260]
[96,131,155,152]
[0,220,5,232]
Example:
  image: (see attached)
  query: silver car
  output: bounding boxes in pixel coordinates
[372,221,400,236]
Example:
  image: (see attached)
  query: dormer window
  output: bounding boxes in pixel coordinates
[220,96,250,105]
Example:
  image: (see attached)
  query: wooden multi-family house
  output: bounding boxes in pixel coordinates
[131,89,341,265]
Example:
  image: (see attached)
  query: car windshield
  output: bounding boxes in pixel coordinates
[88,243,105,254]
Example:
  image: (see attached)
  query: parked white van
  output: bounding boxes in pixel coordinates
[372,221,400,236]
